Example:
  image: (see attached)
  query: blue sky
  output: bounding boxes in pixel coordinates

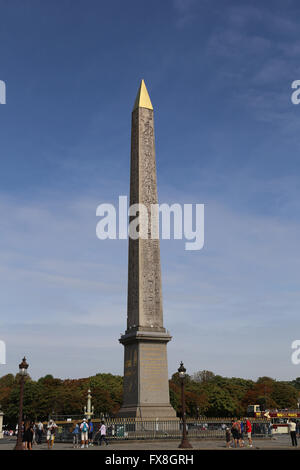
[1,0,300,380]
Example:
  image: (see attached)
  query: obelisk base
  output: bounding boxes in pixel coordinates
[118,330,177,419]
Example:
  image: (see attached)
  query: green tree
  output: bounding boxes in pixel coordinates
[291,378,300,390]
[271,382,298,409]
[205,388,236,417]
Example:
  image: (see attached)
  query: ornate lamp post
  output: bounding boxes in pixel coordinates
[84,389,94,420]
[14,357,29,450]
[178,361,192,449]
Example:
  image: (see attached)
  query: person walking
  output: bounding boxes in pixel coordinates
[246,418,253,447]
[46,420,57,449]
[36,420,44,444]
[88,419,94,446]
[231,419,238,448]
[288,419,298,447]
[32,422,37,445]
[99,421,109,446]
[237,419,244,447]
[296,420,300,438]
[225,427,231,448]
[80,418,89,448]
[239,420,245,447]
[24,421,34,450]
[72,423,80,448]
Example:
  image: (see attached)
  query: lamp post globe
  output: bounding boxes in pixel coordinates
[178,361,186,379]
[19,358,29,376]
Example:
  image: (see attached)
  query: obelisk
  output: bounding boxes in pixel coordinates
[118,80,176,419]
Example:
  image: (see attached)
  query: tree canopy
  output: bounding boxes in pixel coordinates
[0,370,299,426]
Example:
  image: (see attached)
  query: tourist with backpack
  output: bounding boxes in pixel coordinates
[80,419,89,448]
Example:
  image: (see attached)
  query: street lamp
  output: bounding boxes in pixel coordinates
[84,389,94,420]
[178,361,192,449]
[14,357,29,451]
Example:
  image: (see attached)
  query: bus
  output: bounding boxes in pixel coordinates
[247,405,300,434]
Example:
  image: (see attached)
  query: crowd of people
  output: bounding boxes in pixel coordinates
[225,418,253,448]
[15,419,58,450]
[225,418,299,448]
[15,418,108,450]
[71,419,108,448]
[9,416,300,449]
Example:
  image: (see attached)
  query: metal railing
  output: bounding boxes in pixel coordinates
[46,418,270,443]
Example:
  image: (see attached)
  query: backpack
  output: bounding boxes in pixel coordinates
[82,422,88,432]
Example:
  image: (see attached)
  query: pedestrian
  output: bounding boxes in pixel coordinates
[72,422,80,448]
[80,418,89,448]
[36,420,44,444]
[46,420,57,449]
[246,418,253,447]
[99,421,109,446]
[32,422,37,445]
[24,421,34,450]
[239,420,245,447]
[225,427,231,448]
[236,419,244,447]
[296,420,300,437]
[231,418,239,448]
[88,419,94,446]
[288,419,298,447]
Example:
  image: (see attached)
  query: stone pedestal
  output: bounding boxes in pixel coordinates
[119,330,176,418]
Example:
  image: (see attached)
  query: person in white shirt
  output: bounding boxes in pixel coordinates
[46,420,57,449]
[99,421,108,446]
[37,421,43,445]
[80,419,89,448]
[288,419,298,447]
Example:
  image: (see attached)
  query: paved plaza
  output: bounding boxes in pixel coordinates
[0,435,299,450]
